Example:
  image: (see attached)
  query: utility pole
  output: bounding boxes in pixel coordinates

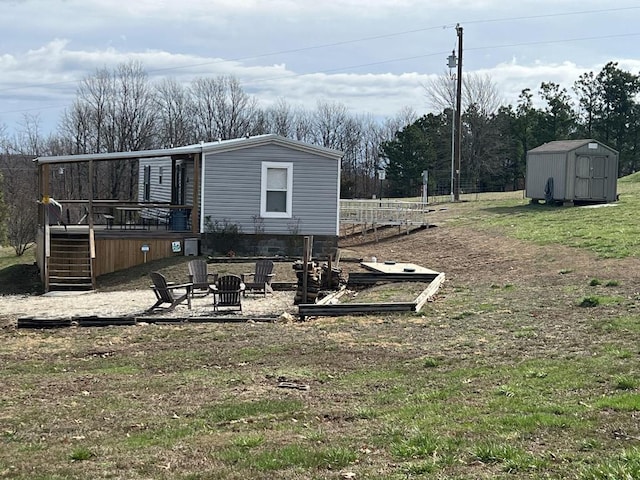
[453,24,463,201]
[447,51,456,202]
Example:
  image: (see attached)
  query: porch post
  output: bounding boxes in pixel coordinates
[39,163,50,225]
[192,153,200,234]
[88,160,94,228]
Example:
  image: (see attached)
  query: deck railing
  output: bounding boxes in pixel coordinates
[52,200,194,232]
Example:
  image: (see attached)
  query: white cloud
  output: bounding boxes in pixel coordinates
[1,1,640,133]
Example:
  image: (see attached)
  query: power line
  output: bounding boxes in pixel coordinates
[243,31,640,85]
[0,6,638,118]
[0,5,637,96]
[467,31,640,53]
[461,6,640,26]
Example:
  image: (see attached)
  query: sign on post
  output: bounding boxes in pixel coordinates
[141,244,150,263]
[421,170,428,204]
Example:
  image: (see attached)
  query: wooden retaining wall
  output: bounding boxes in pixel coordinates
[298,272,446,318]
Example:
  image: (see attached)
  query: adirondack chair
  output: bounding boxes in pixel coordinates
[213,274,244,312]
[148,271,192,312]
[187,259,218,298]
[241,259,275,297]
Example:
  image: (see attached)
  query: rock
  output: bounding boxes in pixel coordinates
[278,312,295,323]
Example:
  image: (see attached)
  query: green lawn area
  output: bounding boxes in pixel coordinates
[1,178,639,479]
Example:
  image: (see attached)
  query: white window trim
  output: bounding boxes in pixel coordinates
[260,161,293,218]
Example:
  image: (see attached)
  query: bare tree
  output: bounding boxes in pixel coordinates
[423,72,502,115]
[309,101,365,197]
[112,61,157,153]
[1,118,40,255]
[424,72,504,189]
[423,72,457,112]
[381,106,418,138]
[265,98,295,137]
[0,125,7,244]
[155,78,195,147]
[190,75,260,141]
[59,61,157,200]
[292,106,315,142]
[463,73,503,117]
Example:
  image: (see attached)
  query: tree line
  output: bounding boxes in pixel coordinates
[1,60,639,253]
[383,61,640,197]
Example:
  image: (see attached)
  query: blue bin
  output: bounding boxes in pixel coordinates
[169,210,188,231]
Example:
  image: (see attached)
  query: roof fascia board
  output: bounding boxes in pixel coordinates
[35,147,201,165]
[201,135,343,159]
[35,135,343,165]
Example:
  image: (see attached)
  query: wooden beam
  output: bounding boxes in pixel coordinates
[316,286,348,305]
[39,163,50,224]
[192,152,200,234]
[302,236,312,304]
[298,302,416,316]
[348,272,440,285]
[414,272,445,312]
[88,160,94,228]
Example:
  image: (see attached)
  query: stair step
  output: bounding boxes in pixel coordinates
[50,275,92,280]
[47,231,93,291]
[49,284,93,290]
[49,264,91,269]
[49,262,91,267]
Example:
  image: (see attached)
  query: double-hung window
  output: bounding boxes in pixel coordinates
[260,162,293,218]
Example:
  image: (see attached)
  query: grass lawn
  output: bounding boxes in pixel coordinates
[1,180,640,479]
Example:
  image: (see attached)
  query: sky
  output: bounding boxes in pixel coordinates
[1,0,640,137]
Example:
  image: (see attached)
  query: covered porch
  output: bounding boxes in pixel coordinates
[35,146,204,291]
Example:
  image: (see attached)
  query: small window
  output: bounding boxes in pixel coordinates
[159,166,164,185]
[143,165,151,201]
[260,162,293,218]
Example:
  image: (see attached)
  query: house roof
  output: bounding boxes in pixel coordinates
[35,134,344,165]
[528,139,618,154]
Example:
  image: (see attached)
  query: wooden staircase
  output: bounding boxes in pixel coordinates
[47,230,94,291]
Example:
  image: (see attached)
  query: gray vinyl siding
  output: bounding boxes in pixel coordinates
[526,152,568,200]
[139,156,172,202]
[138,156,174,220]
[202,144,339,235]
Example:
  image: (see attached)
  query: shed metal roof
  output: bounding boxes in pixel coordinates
[35,134,344,165]
[528,139,618,154]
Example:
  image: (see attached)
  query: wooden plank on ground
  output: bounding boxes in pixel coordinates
[17,317,73,329]
[348,272,439,285]
[271,281,297,291]
[75,316,136,327]
[413,272,446,312]
[360,261,439,274]
[137,316,277,324]
[298,302,415,316]
[316,286,348,305]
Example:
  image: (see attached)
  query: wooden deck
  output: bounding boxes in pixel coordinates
[49,225,199,278]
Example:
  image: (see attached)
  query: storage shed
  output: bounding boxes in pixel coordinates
[526,139,618,204]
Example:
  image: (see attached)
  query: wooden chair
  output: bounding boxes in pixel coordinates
[241,259,275,297]
[187,259,218,298]
[214,274,244,313]
[148,271,192,312]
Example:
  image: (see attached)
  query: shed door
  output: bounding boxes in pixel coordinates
[591,156,606,199]
[575,155,606,200]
